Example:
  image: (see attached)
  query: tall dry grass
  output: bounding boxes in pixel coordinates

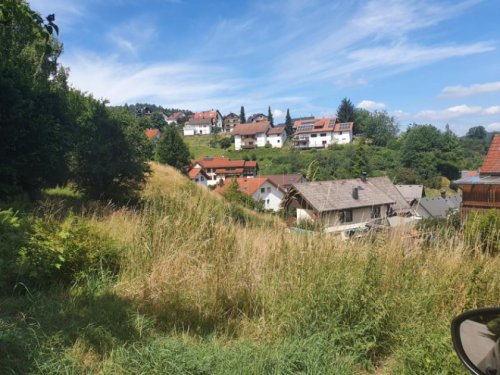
[92,163,500,373]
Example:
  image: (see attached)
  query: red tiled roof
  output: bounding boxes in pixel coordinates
[293,118,353,134]
[168,112,186,120]
[194,156,257,170]
[233,121,271,136]
[267,126,286,135]
[145,128,160,140]
[215,177,281,196]
[188,168,207,179]
[192,110,219,120]
[480,135,500,175]
[215,168,244,174]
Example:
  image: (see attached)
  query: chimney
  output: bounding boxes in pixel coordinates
[361,172,367,183]
[352,187,359,200]
[440,190,446,199]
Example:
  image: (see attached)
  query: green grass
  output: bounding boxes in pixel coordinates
[1,165,498,374]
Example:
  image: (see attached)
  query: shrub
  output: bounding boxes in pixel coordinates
[0,209,26,291]
[464,210,500,254]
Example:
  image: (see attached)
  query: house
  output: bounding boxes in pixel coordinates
[167,111,186,125]
[248,113,268,123]
[291,116,315,133]
[395,184,425,205]
[261,174,306,191]
[215,177,285,211]
[292,118,353,149]
[266,126,287,148]
[455,134,500,216]
[188,168,209,187]
[222,113,241,133]
[413,195,462,219]
[233,121,271,150]
[190,156,258,186]
[145,128,160,141]
[282,175,410,233]
[183,118,213,136]
[184,109,223,135]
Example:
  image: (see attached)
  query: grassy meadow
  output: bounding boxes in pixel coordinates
[1,163,499,374]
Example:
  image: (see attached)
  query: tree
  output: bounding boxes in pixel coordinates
[364,111,398,146]
[285,109,293,135]
[401,124,443,168]
[155,125,191,172]
[466,126,487,139]
[267,106,274,127]
[69,92,149,200]
[149,111,167,130]
[336,97,355,123]
[240,106,246,124]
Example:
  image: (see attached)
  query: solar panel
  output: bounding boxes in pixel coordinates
[301,121,315,126]
[339,123,351,130]
[298,124,314,132]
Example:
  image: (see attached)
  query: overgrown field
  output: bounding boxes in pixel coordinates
[1,164,499,374]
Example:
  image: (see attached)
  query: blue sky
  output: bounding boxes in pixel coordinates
[30,0,500,135]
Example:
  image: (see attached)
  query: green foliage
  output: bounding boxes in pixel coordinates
[267,105,274,126]
[466,125,487,139]
[464,210,500,254]
[219,137,233,149]
[239,105,246,123]
[0,209,25,291]
[285,108,293,135]
[222,178,257,210]
[337,97,355,123]
[155,125,191,171]
[69,92,149,200]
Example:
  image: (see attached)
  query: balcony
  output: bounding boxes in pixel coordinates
[241,143,257,149]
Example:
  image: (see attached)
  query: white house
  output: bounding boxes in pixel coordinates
[216,177,285,211]
[190,156,258,187]
[233,121,271,150]
[292,118,353,149]
[266,126,287,148]
[183,118,212,136]
[188,168,209,187]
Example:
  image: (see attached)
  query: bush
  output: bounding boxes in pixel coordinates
[464,210,500,254]
[0,209,26,291]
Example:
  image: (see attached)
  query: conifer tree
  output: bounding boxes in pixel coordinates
[268,106,274,127]
[285,109,293,135]
[336,97,355,123]
[240,106,246,124]
[155,125,191,172]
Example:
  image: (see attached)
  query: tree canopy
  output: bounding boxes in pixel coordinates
[155,125,191,171]
[336,98,355,123]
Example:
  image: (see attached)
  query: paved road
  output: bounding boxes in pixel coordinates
[461,319,499,373]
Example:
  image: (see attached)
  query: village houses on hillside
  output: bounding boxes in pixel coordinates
[183,109,223,136]
[215,177,286,211]
[222,113,241,133]
[232,121,287,150]
[189,156,257,187]
[292,118,353,148]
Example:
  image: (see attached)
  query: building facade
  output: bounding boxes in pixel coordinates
[292,118,353,149]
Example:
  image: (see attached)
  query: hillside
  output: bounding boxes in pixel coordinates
[1,163,499,374]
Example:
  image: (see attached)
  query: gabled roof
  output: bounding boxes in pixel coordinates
[289,177,396,213]
[233,121,271,136]
[415,197,460,218]
[168,112,186,120]
[261,174,305,189]
[215,177,284,196]
[194,156,257,169]
[145,128,160,140]
[480,134,500,175]
[267,126,287,135]
[223,113,239,119]
[248,113,267,122]
[187,118,212,126]
[188,168,208,179]
[395,185,425,204]
[192,110,220,120]
[293,118,354,135]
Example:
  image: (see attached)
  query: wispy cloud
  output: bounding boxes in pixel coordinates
[106,18,159,56]
[416,104,500,120]
[439,81,500,98]
[487,122,500,131]
[357,100,387,111]
[29,0,86,29]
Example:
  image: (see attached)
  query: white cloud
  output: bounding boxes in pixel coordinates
[439,81,500,98]
[29,0,86,29]
[357,100,386,111]
[106,19,158,56]
[487,122,500,131]
[415,104,500,121]
[273,109,285,118]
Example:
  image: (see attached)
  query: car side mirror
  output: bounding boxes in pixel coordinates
[451,307,500,375]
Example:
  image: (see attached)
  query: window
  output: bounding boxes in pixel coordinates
[322,141,327,145]
[266,187,271,193]
[200,176,204,181]
[320,133,326,137]
[195,178,198,182]
[371,206,381,219]
[339,131,343,135]
[339,210,353,223]
[277,139,280,143]
[261,188,265,193]
[310,134,317,138]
